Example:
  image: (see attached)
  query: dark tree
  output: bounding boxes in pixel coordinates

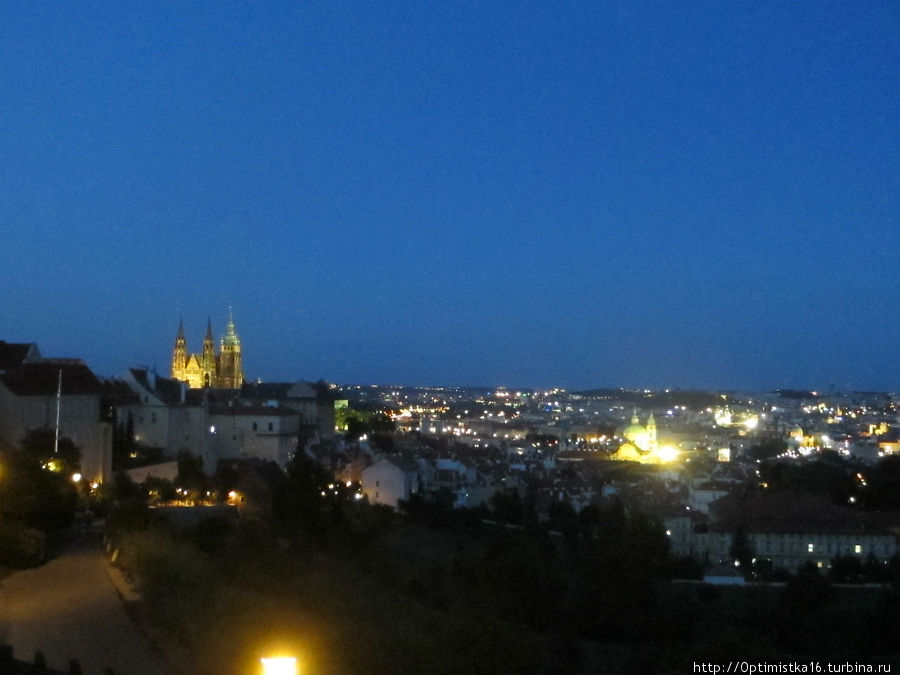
[729,524,755,574]
[830,555,862,583]
[748,436,787,461]
[143,476,176,504]
[761,457,856,505]
[176,449,206,493]
[112,411,136,470]
[273,452,332,540]
[0,431,81,532]
[861,455,900,510]
[548,500,578,542]
[21,428,81,475]
[489,489,523,525]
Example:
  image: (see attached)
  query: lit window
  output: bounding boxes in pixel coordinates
[808,543,815,553]
[854,544,862,554]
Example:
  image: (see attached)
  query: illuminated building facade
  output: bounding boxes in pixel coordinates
[614,410,658,461]
[613,410,679,463]
[171,310,244,389]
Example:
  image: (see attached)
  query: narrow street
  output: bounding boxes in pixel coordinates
[0,533,167,675]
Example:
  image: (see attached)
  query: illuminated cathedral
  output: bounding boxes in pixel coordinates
[170,310,244,389]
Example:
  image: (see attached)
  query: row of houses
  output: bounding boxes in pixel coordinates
[358,454,500,509]
[117,368,334,471]
[0,340,335,483]
[354,439,900,576]
[664,488,900,573]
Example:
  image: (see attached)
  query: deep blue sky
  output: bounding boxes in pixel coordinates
[2,1,897,391]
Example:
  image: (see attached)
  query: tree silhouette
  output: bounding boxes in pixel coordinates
[729,524,755,575]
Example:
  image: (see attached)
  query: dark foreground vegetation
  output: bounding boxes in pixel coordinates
[0,430,97,568]
[0,645,78,675]
[100,455,900,674]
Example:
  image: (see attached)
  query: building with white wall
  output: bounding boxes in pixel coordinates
[361,456,421,509]
[0,347,111,483]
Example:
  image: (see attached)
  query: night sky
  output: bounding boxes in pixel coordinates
[2,2,897,392]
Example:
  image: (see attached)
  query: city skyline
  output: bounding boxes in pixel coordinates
[2,2,897,392]
[6,311,896,394]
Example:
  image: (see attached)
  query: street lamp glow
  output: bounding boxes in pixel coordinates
[657,445,679,462]
[261,656,297,675]
[72,472,83,483]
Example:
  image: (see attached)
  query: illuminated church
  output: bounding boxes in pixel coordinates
[611,410,677,463]
[170,310,244,389]
[614,410,658,461]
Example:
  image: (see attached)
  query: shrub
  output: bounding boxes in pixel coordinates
[0,520,46,567]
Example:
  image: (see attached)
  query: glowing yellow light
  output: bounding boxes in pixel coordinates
[743,416,759,430]
[714,408,732,426]
[72,473,83,483]
[657,445,679,462]
[261,657,297,675]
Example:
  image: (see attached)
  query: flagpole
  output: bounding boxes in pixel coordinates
[54,369,62,454]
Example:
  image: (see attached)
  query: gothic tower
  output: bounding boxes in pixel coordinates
[171,317,187,381]
[218,307,244,389]
[201,318,217,388]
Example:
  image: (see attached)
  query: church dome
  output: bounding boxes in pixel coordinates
[623,421,645,436]
[621,410,644,440]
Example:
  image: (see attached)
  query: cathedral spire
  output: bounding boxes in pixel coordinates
[171,317,188,380]
[226,305,236,337]
[201,316,216,386]
[219,306,243,388]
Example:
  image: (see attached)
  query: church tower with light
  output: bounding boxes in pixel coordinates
[170,309,245,389]
[217,308,243,389]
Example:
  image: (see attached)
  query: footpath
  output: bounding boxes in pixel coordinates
[0,529,168,675]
